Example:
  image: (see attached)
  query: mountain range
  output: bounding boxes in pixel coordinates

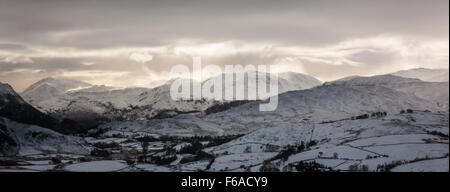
[0,68,448,172]
[19,72,323,130]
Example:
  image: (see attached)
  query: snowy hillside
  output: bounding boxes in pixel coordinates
[20,72,322,128]
[199,111,448,172]
[1,83,25,104]
[391,68,449,82]
[278,72,323,90]
[2,71,448,172]
[331,75,449,108]
[204,71,322,100]
[0,117,89,156]
[202,82,446,135]
[21,77,92,104]
[95,75,448,138]
[0,82,64,132]
[20,78,217,128]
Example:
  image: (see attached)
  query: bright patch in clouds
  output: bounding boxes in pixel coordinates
[0,54,34,64]
[1,35,448,90]
[129,51,154,63]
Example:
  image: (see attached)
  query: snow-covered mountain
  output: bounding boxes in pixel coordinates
[200,75,447,135]
[91,75,449,172]
[330,75,449,108]
[1,71,448,172]
[96,75,449,138]
[278,72,323,90]
[391,68,449,82]
[0,82,64,132]
[19,77,212,128]
[21,77,92,104]
[0,83,89,156]
[0,117,89,156]
[203,71,322,100]
[20,72,322,128]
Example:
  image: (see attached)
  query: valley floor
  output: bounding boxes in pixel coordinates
[1,110,448,172]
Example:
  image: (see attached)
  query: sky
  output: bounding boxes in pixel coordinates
[0,0,448,92]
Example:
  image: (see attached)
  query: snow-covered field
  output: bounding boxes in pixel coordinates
[203,111,448,172]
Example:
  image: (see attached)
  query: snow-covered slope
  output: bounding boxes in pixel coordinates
[278,72,323,90]
[200,111,448,172]
[21,77,92,104]
[391,68,449,82]
[20,72,321,127]
[203,79,446,135]
[144,80,168,89]
[0,117,89,156]
[203,71,322,100]
[96,75,448,138]
[0,82,64,132]
[23,77,92,93]
[331,75,449,108]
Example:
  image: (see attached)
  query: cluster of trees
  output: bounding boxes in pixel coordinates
[0,159,18,166]
[350,111,387,120]
[400,109,414,114]
[93,142,120,149]
[376,160,404,172]
[82,127,109,138]
[371,112,387,117]
[377,155,440,172]
[351,114,369,120]
[260,160,331,172]
[179,141,203,154]
[267,140,318,162]
[348,164,369,171]
[205,100,250,115]
[178,140,215,165]
[321,111,387,124]
[144,155,177,165]
[260,162,280,172]
[426,130,449,138]
[179,151,214,164]
[137,134,243,146]
[293,161,331,172]
[90,148,110,157]
[51,157,62,164]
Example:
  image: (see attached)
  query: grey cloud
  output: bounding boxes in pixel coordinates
[0,0,448,91]
[0,43,27,50]
[348,50,398,66]
[0,0,448,48]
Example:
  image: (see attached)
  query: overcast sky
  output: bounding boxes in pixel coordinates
[0,0,448,91]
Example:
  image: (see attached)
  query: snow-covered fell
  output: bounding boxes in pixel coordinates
[20,72,322,127]
[1,82,65,132]
[330,74,449,108]
[0,117,89,156]
[200,111,448,172]
[23,77,92,94]
[278,72,323,90]
[96,75,449,138]
[204,71,322,100]
[391,68,449,82]
[21,77,92,104]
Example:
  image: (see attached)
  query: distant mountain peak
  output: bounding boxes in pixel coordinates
[330,74,423,86]
[391,68,449,82]
[22,77,92,94]
[0,82,18,96]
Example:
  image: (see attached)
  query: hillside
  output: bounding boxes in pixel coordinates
[391,68,449,82]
